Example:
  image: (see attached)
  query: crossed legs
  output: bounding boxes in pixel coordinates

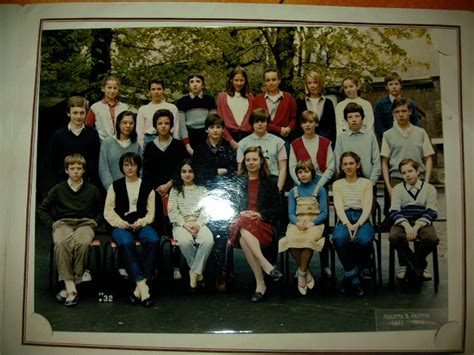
[239,228,274,294]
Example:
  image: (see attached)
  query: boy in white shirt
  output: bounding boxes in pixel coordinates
[136,78,179,150]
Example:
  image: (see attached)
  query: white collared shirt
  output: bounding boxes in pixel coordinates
[406,179,423,194]
[67,178,84,192]
[264,91,283,120]
[153,136,173,152]
[114,137,131,148]
[394,121,412,138]
[189,92,204,99]
[68,123,85,136]
[305,96,325,122]
[389,94,401,103]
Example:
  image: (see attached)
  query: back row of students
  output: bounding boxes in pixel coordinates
[82,68,419,150]
[41,86,438,306]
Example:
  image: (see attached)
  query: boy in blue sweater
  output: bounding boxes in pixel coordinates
[388,159,438,289]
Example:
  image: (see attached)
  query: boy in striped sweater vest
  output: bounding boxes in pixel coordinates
[389,159,439,290]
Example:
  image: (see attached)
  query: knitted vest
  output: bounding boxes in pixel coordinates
[112,178,153,222]
[291,136,330,172]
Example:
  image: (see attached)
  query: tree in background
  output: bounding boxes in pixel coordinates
[40,25,431,106]
[40,29,93,98]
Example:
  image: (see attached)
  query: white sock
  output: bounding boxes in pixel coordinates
[64,280,76,294]
[137,280,150,301]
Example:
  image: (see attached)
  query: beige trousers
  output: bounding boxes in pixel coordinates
[52,218,96,284]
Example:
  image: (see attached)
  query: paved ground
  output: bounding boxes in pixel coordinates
[33,189,448,335]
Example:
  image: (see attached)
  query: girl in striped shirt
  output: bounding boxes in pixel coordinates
[167,159,214,290]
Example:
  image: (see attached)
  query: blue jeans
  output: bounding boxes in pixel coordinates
[332,209,374,283]
[111,226,160,282]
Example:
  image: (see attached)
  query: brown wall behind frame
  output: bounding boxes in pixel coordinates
[2,0,474,11]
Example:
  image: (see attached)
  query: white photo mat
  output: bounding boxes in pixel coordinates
[1,2,472,353]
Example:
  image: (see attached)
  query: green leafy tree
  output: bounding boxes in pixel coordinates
[40,29,93,98]
[40,25,431,105]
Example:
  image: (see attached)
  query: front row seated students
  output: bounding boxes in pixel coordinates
[230,146,283,303]
[279,160,328,296]
[389,159,439,290]
[167,159,215,290]
[104,152,159,307]
[193,113,236,291]
[38,154,103,307]
[237,108,287,191]
[332,152,375,297]
[334,102,381,187]
[289,110,335,190]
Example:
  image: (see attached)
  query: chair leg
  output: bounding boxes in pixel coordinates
[49,242,55,290]
[370,243,377,294]
[111,248,118,275]
[280,250,288,286]
[330,243,336,289]
[375,202,383,286]
[389,243,395,290]
[102,242,110,275]
[93,244,101,286]
[376,236,382,286]
[433,247,439,293]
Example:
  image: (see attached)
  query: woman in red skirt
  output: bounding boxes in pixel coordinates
[230,146,283,302]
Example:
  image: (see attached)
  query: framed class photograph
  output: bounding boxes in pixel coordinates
[1,1,472,353]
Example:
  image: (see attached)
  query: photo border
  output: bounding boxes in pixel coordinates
[3,2,469,353]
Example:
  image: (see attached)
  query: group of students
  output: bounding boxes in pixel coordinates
[38,67,440,307]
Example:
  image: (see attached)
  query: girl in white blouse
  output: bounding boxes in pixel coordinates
[332,151,374,297]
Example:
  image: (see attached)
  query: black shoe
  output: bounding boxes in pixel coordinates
[269,268,283,282]
[64,292,79,307]
[340,278,350,294]
[141,297,154,308]
[353,284,364,297]
[129,292,140,305]
[251,291,265,303]
[56,290,67,303]
[405,268,422,291]
[197,280,206,289]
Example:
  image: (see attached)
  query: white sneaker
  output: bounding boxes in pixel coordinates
[82,269,92,282]
[118,268,128,278]
[173,267,182,280]
[423,269,432,280]
[396,266,407,280]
